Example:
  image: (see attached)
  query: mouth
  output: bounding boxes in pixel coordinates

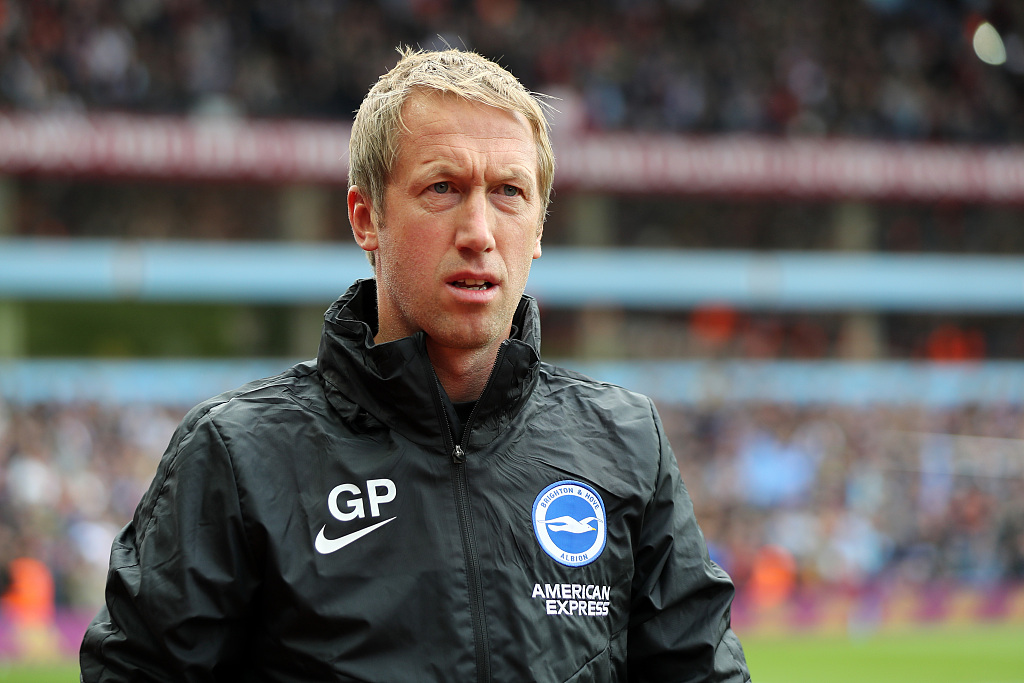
[450,278,494,291]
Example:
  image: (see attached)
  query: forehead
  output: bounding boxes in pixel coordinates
[393,91,539,178]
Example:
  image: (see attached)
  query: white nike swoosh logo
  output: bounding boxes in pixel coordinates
[315,516,397,555]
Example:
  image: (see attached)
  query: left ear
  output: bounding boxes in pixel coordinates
[349,185,378,253]
[532,223,543,260]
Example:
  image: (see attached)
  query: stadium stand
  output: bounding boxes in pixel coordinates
[1,0,1022,140]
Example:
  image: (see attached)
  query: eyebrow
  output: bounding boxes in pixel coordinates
[502,167,537,188]
[417,162,537,189]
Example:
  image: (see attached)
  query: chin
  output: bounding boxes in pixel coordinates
[430,321,504,351]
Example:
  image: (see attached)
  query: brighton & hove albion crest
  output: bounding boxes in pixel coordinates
[532,481,607,567]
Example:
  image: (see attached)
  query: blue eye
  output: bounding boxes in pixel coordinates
[502,185,520,197]
[433,182,449,193]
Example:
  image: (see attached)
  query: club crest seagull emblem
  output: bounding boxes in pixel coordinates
[545,516,599,534]
[532,481,607,567]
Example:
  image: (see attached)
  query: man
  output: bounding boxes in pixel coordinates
[81,48,750,682]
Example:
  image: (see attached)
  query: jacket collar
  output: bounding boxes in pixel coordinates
[317,279,541,453]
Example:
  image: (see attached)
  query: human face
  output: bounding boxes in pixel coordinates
[350,92,544,355]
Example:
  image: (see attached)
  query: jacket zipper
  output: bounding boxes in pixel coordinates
[450,451,489,683]
[437,341,509,683]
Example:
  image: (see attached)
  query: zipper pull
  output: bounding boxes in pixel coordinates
[452,444,466,464]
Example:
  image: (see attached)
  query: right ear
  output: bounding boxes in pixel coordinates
[348,185,378,252]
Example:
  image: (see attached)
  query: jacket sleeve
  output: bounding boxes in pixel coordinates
[80,412,261,682]
[627,401,750,683]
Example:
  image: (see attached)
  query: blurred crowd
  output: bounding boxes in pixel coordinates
[2,396,1022,615]
[563,306,1024,361]
[1,0,1022,142]
[665,400,1024,603]
[0,400,180,613]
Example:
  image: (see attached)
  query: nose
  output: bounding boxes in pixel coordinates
[454,191,496,253]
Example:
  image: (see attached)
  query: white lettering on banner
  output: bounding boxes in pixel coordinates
[530,583,611,617]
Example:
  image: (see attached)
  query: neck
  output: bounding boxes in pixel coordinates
[426,341,502,403]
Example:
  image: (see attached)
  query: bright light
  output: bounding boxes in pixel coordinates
[973,21,1007,66]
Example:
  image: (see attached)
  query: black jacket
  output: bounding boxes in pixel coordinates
[81,279,749,683]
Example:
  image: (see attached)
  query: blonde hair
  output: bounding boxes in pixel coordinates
[349,47,554,264]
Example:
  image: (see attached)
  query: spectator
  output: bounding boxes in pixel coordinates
[1,397,1021,614]
[1,0,1021,142]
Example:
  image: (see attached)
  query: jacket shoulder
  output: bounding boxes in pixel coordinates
[532,362,666,502]
[178,359,323,430]
[131,361,323,530]
[537,361,655,413]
